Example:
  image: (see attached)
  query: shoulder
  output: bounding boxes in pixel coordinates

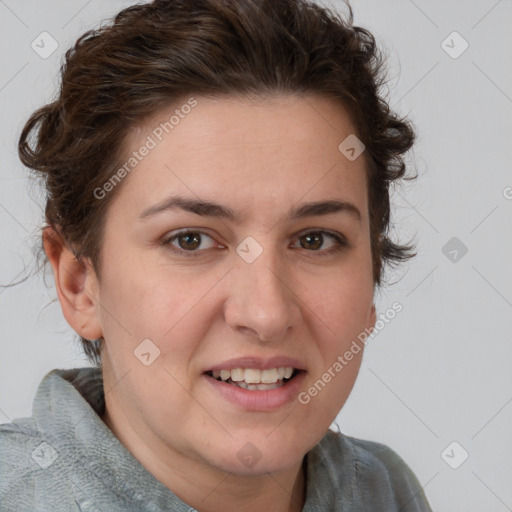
[0,417,77,510]
[0,416,42,486]
[314,430,432,511]
[346,434,416,470]
[0,371,87,511]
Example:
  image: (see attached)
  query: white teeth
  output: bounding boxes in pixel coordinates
[244,368,261,384]
[230,368,244,382]
[209,367,296,386]
[261,368,278,384]
[236,381,284,390]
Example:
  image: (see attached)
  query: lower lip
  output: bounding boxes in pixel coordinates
[204,371,306,411]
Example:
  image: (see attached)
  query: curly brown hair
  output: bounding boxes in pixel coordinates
[18,0,416,366]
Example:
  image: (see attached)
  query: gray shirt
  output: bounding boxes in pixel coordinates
[0,367,432,511]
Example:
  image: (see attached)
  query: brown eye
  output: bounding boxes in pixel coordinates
[293,230,348,256]
[300,232,324,250]
[177,232,202,250]
[162,230,219,255]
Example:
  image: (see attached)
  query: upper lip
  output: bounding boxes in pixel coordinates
[205,356,306,372]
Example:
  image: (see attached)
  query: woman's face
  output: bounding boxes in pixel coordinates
[94,94,376,476]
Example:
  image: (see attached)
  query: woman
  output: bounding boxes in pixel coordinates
[0,0,431,510]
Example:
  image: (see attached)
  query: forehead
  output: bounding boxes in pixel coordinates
[112,94,369,223]
[131,93,359,154]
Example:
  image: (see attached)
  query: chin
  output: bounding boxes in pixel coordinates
[206,435,306,476]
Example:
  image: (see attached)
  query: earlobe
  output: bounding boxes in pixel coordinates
[42,226,103,341]
[368,302,377,335]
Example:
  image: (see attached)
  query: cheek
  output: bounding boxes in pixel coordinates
[99,265,223,381]
[100,259,212,334]
[303,356,363,430]
[302,271,374,341]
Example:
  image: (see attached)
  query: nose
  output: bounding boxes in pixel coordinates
[224,251,302,343]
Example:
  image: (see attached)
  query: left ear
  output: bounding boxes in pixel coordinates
[42,226,103,341]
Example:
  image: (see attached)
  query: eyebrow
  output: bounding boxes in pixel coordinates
[138,195,361,223]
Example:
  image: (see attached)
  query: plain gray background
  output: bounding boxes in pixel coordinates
[1,1,511,510]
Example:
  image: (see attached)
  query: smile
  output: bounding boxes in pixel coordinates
[203,368,306,411]
[206,367,298,390]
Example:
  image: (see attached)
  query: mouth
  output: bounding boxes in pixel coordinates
[205,367,302,391]
[202,356,307,410]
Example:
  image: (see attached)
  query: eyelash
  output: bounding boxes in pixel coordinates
[161,229,349,258]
